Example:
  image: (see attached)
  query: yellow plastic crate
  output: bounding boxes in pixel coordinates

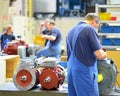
[99,13,111,20]
[33,35,46,46]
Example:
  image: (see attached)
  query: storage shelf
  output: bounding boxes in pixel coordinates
[96,4,120,8]
[96,4,120,49]
[101,20,120,23]
[98,33,120,37]
[95,4,120,14]
[102,46,120,50]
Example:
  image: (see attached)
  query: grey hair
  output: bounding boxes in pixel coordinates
[84,13,100,24]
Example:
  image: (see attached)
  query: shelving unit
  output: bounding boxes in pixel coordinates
[95,4,120,50]
[95,4,120,15]
[100,20,120,25]
[98,33,120,37]
[96,4,120,86]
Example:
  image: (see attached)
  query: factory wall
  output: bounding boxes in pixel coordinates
[55,17,83,52]
[0,0,10,33]
[1,0,120,53]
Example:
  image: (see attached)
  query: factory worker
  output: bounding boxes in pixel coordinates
[66,13,107,96]
[36,20,62,59]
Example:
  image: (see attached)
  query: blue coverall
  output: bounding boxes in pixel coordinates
[66,22,102,96]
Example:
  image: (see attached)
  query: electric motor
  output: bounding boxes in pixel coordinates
[13,58,40,91]
[98,58,118,95]
[39,65,65,90]
[4,40,28,56]
[4,42,18,55]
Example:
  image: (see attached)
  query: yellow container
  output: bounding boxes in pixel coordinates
[99,13,111,20]
[33,35,46,46]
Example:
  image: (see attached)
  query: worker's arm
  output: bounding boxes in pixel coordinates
[39,22,45,34]
[94,49,107,60]
[42,35,56,41]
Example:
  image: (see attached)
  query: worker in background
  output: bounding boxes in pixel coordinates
[36,20,62,59]
[66,13,107,96]
[0,25,16,51]
[39,18,50,35]
[39,19,51,45]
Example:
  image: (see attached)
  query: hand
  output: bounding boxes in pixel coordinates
[103,58,107,60]
[42,35,47,39]
[40,22,44,27]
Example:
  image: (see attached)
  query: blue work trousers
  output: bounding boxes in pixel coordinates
[36,46,61,59]
[67,53,99,96]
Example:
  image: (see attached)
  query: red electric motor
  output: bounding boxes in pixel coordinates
[4,40,28,55]
[39,65,65,90]
[13,59,40,91]
[4,42,18,55]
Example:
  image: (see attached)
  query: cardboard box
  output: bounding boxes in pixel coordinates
[0,55,20,78]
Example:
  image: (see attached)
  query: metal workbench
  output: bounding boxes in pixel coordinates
[0,82,120,96]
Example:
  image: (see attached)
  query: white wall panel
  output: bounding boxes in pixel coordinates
[13,16,28,40]
[13,16,36,44]
[0,60,6,85]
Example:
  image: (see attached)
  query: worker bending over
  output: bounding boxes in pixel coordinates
[66,13,107,96]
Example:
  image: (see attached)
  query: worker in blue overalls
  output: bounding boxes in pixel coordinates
[0,25,15,51]
[66,13,107,96]
[37,20,62,59]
